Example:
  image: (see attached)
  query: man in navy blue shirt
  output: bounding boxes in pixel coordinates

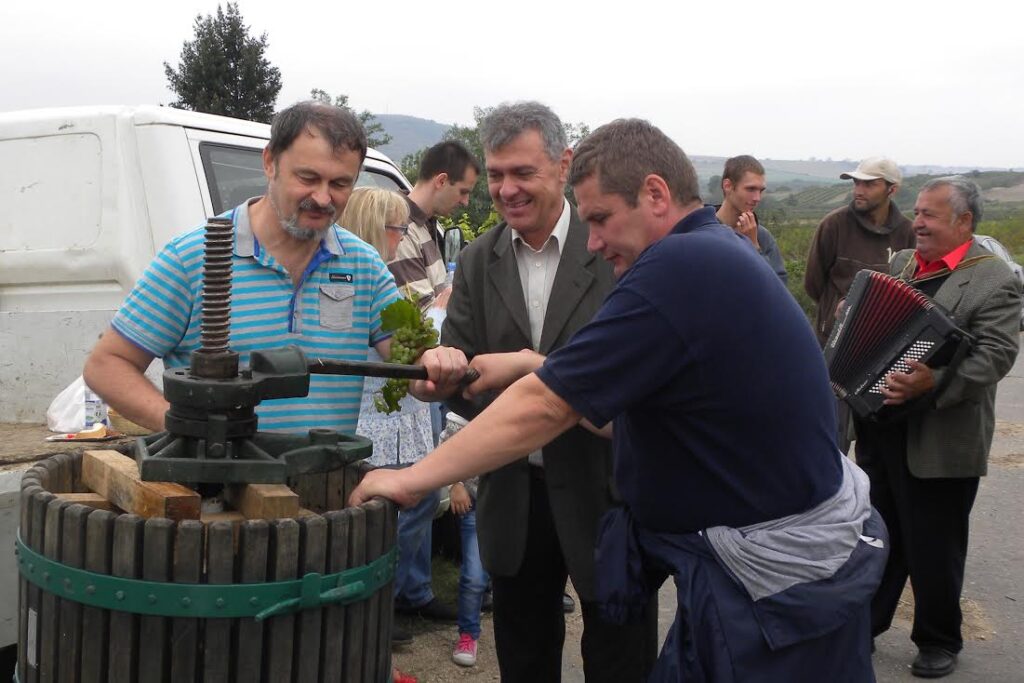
[352,119,886,682]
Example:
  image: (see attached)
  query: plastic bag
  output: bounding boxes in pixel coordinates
[45,376,86,433]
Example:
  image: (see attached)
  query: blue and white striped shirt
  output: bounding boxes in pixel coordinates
[113,198,400,435]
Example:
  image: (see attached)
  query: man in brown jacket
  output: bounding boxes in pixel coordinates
[804,157,915,346]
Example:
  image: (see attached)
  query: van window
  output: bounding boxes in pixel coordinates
[355,170,403,192]
[199,143,405,213]
[0,133,103,251]
[199,143,267,215]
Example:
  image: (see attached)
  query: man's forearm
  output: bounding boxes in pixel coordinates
[84,353,168,431]
[400,374,579,495]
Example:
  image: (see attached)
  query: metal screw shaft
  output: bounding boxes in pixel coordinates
[200,217,234,354]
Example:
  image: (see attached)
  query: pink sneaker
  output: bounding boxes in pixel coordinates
[452,633,478,667]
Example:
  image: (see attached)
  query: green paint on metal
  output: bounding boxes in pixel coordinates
[16,532,395,621]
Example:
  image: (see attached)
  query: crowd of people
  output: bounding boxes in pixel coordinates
[85,99,1022,682]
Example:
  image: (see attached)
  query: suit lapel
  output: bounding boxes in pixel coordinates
[539,210,597,354]
[933,240,989,316]
[488,226,533,344]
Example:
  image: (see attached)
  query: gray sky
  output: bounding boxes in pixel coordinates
[3,0,1022,168]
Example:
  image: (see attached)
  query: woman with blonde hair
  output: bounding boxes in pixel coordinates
[341,186,412,262]
[341,188,441,662]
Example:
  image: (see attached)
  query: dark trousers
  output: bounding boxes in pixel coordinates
[855,419,979,652]
[491,471,658,683]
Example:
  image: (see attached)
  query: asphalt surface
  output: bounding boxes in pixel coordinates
[562,334,1024,682]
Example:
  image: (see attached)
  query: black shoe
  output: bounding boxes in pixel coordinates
[391,625,413,645]
[396,598,458,623]
[911,647,957,678]
[562,593,576,614]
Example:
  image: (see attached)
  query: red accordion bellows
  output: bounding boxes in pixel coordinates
[825,270,971,420]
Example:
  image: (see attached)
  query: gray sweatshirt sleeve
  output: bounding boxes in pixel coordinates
[757,225,788,285]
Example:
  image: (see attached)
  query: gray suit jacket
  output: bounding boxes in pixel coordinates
[440,208,616,600]
[891,240,1022,478]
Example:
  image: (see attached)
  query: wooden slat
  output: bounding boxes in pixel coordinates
[18,484,40,681]
[319,509,350,683]
[80,509,115,683]
[234,484,299,520]
[57,504,88,683]
[293,515,326,683]
[39,497,67,683]
[23,490,54,683]
[234,520,268,683]
[201,522,234,683]
[108,514,144,683]
[291,472,327,513]
[138,518,174,682]
[170,520,203,683]
[376,498,398,680]
[325,469,346,511]
[81,450,200,520]
[361,499,385,683]
[54,493,115,511]
[342,465,363,507]
[342,505,367,683]
[70,452,88,493]
[263,519,299,681]
[49,453,73,494]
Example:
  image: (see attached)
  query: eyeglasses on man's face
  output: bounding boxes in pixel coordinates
[385,224,409,236]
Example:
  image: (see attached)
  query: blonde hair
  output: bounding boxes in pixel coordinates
[339,187,410,258]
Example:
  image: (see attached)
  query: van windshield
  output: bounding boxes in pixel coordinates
[200,143,406,214]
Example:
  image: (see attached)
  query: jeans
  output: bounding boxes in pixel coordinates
[394,487,441,608]
[457,508,489,639]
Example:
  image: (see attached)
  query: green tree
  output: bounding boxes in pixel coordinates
[308,89,393,148]
[163,3,282,123]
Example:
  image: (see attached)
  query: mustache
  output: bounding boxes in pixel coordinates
[298,198,337,215]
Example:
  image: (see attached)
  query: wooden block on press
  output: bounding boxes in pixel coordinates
[81,450,200,520]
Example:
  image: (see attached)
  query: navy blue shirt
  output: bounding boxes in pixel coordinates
[537,207,841,533]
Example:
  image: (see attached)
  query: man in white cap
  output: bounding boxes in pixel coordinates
[804,157,915,346]
[804,157,915,453]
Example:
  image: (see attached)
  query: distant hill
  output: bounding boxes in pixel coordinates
[374,114,449,163]
[373,114,1024,216]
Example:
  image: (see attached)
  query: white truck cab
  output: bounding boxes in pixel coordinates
[0,105,411,422]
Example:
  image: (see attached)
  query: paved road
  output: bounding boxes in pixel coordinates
[563,334,1024,682]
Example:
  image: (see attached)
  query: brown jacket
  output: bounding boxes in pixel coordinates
[804,202,915,345]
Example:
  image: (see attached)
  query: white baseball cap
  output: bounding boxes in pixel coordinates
[840,157,902,184]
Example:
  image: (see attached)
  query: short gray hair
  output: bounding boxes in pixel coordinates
[921,176,983,230]
[478,101,567,162]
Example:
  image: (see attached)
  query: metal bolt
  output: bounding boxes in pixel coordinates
[115,591,125,601]
[249,597,259,606]
[148,594,157,604]
[85,585,96,595]
[215,598,226,609]
[28,563,34,573]
[42,572,50,583]
[181,597,191,607]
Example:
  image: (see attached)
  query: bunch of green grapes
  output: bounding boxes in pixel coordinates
[374,299,439,414]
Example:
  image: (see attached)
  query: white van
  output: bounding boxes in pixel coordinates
[0,105,412,422]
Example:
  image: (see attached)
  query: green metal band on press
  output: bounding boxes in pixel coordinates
[16,532,395,620]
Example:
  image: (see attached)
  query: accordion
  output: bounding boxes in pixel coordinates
[824,270,973,420]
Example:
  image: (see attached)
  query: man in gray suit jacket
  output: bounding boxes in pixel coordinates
[853,177,1021,678]
[437,102,656,682]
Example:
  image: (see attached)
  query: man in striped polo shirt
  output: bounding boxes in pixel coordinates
[391,141,480,309]
[84,102,468,436]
